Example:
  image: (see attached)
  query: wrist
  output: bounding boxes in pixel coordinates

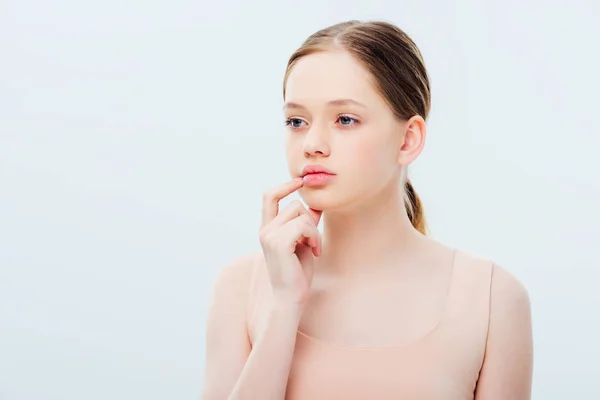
[268,299,304,325]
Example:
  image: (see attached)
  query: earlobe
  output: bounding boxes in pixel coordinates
[397,115,426,167]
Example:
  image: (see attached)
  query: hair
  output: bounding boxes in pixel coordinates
[282,20,431,235]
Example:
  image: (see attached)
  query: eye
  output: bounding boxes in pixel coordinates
[284,118,307,129]
[337,115,359,127]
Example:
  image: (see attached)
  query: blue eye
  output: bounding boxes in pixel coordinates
[285,118,306,128]
[285,116,359,129]
[338,115,358,126]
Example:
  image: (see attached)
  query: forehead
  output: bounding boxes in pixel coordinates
[285,50,383,107]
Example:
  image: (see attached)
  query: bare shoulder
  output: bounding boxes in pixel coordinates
[487,262,532,359]
[456,250,531,315]
[210,252,262,297]
[207,253,264,314]
[203,253,264,400]
[460,252,531,331]
[472,259,534,397]
[460,251,529,295]
[489,262,530,306]
[205,253,263,343]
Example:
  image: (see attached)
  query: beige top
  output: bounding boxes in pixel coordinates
[246,251,494,399]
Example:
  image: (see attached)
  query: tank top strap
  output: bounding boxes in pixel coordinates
[442,250,494,337]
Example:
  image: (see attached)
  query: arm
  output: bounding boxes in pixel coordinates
[201,254,302,400]
[474,264,534,399]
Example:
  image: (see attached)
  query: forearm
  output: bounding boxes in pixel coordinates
[228,303,301,400]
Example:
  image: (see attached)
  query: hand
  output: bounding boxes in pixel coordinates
[259,178,323,309]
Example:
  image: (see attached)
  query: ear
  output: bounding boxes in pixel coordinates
[397,115,426,166]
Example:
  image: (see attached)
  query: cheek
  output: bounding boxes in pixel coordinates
[285,135,301,173]
[347,138,395,180]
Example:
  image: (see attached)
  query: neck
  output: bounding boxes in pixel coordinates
[317,182,421,274]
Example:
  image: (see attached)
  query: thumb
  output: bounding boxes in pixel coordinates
[308,208,323,226]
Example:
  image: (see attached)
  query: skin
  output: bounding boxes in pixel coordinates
[202,49,533,399]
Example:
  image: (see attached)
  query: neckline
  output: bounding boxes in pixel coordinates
[295,248,459,351]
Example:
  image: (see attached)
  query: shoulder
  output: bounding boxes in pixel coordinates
[488,261,532,335]
[215,253,261,282]
[467,258,533,397]
[459,251,532,345]
[209,253,263,304]
[455,250,530,314]
[489,262,530,309]
[458,251,530,296]
[203,254,262,399]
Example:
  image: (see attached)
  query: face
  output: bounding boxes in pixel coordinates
[283,50,418,212]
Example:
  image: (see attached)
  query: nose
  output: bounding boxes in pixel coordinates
[302,126,331,158]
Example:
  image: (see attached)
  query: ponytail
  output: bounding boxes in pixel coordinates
[404,179,427,235]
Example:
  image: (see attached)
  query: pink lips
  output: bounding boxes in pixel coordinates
[301,165,336,187]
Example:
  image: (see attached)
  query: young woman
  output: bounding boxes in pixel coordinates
[202,20,533,399]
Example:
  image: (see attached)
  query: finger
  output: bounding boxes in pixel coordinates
[315,229,322,257]
[300,231,321,257]
[261,178,304,228]
[274,205,320,255]
[268,202,322,245]
[296,242,315,267]
[306,208,322,256]
[266,200,312,232]
[307,208,323,226]
[297,207,322,256]
[279,215,320,254]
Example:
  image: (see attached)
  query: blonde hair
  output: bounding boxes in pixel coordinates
[283,20,430,234]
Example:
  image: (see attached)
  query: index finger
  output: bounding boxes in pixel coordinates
[261,178,304,228]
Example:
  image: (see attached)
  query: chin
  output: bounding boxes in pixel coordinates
[299,186,352,211]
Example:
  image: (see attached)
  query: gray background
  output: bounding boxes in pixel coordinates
[1,0,599,399]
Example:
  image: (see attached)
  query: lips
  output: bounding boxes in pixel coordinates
[301,165,336,186]
[301,164,335,177]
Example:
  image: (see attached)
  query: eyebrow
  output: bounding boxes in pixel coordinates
[283,98,367,110]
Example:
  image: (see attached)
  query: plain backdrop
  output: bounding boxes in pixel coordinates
[1,0,599,399]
